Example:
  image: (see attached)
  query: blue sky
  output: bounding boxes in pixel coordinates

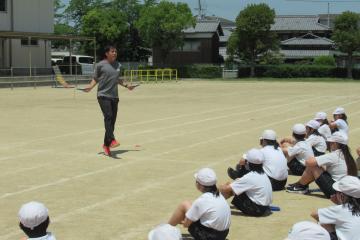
[62,0,360,20]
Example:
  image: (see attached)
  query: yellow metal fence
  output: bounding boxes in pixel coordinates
[124,69,177,83]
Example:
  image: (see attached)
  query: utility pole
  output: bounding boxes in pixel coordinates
[195,0,205,20]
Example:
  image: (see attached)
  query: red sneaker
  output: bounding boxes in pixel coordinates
[102,145,111,156]
[110,139,120,148]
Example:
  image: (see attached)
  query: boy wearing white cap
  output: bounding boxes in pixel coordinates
[285,221,330,240]
[228,130,288,191]
[220,148,273,216]
[305,120,327,156]
[168,168,231,240]
[286,132,357,197]
[314,112,332,140]
[281,123,314,176]
[311,176,360,240]
[18,201,56,240]
[148,224,182,240]
[329,107,349,136]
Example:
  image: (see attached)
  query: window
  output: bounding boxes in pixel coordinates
[21,38,39,46]
[79,57,94,64]
[180,40,201,52]
[0,0,6,12]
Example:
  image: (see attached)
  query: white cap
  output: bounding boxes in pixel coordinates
[194,168,217,186]
[260,129,277,141]
[246,148,264,164]
[333,107,345,115]
[326,131,348,145]
[292,123,306,135]
[306,120,320,130]
[286,221,330,240]
[314,112,327,120]
[148,224,182,240]
[333,176,360,198]
[18,201,49,229]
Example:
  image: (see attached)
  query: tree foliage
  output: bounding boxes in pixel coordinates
[136,1,195,65]
[332,11,360,78]
[228,3,278,77]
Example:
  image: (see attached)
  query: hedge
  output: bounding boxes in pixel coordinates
[238,65,360,79]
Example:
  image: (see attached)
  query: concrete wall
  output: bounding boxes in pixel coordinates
[0,0,11,31]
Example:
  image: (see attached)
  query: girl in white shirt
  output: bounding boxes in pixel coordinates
[306,120,327,156]
[329,107,349,136]
[311,176,360,240]
[286,132,357,197]
[168,168,231,240]
[220,149,273,217]
[314,112,332,140]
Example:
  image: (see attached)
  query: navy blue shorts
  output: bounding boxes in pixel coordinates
[188,221,229,240]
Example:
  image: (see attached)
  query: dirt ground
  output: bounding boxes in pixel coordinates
[0,80,359,240]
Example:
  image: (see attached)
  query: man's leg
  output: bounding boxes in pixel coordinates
[298,166,324,185]
[110,98,119,141]
[168,201,192,226]
[98,97,114,147]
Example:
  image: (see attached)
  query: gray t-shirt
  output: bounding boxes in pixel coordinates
[93,60,121,98]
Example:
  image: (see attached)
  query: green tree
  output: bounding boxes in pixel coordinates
[136,1,195,66]
[81,7,128,57]
[228,3,278,77]
[313,56,336,66]
[54,0,65,23]
[65,0,103,30]
[332,11,360,78]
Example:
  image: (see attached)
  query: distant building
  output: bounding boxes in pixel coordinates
[152,20,224,66]
[0,0,54,73]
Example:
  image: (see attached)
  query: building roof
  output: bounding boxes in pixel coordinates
[203,16,236,28]
[271,15,331,31]
[281,33,334,46]
[184,20,224,36]
[0,31,95,41]
[280,49,333,59]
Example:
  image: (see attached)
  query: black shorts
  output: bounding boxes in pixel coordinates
[312,147,325,157]
[188,221,229,240]
[231,193,270,217]
[329,232,338,240]
[288,158,305,176]
[315,171,335,198]
[268,176,287,191]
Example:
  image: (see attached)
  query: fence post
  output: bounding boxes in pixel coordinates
[10,67,14,90]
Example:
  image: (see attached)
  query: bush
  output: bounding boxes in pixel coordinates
[177,64,222,78]
[238,64,360,79]
[314,56,336,66]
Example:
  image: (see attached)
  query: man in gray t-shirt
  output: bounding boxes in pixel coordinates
[84,46,135,156]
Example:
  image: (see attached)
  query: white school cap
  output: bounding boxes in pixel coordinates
[246,148,264,164]
[286,221,330,240]
[333,176,360,198]
[260,129,277,141]
[314,112,327,120]
[148,224,182,240]
[292,123,306,135]
[18,201,48,229]
[326,132,348,145]
[194,168,217,186]
[333,107,345,115]
[306,120,320,130]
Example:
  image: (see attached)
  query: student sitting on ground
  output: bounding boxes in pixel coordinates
[148,224,182,240]
[305,120,327,156]
[221,148,272,217]
[227,130,287,191]
[281,123,314,176]
[329,107,348,136]
[311,176,360,240]
[285,221,330,240]
[286,132,358,197]
[314,112,332,140]
[168,168,231,240]
[18,201,56,240]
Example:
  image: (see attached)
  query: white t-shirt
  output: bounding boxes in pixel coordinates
[260,146,288,181]
[287,221,330,240]
[334,119,349,136]
[306,134,327,154]
[318,204,360,240]
[315,149,347,181]
[185,192,231,231]
[318,124,332,140]
[28,233,56,240]
[230,171,272,206]
[288,141,314,165]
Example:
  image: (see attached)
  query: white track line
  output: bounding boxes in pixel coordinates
[0,150,49,162]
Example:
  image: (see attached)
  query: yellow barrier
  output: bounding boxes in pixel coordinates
[124,69,177,83]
